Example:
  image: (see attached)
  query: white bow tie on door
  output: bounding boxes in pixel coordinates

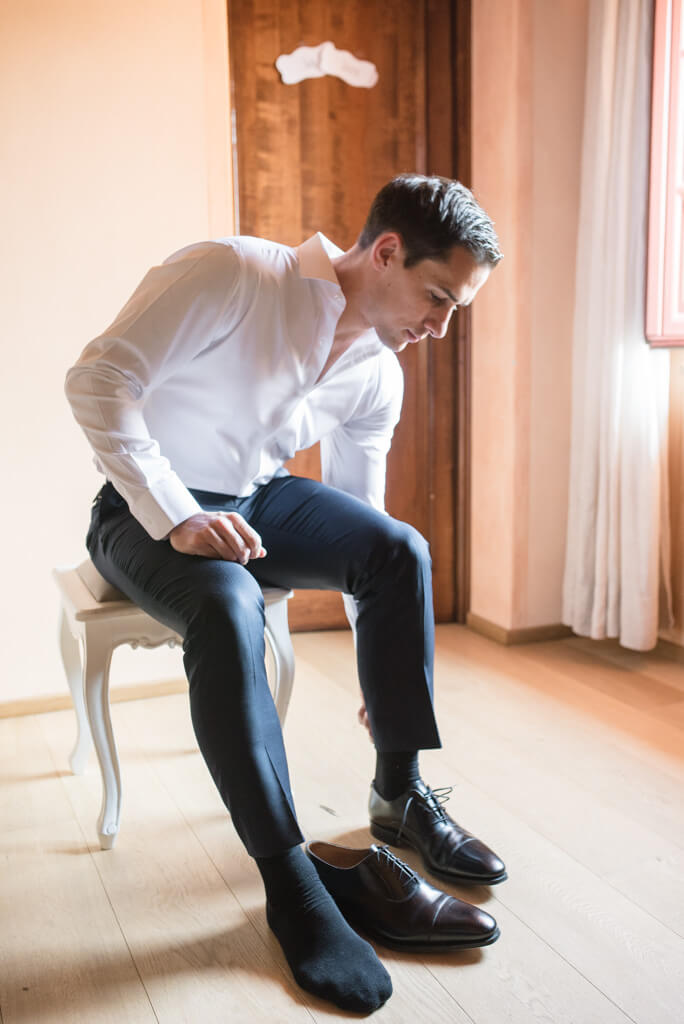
[275,41,379,88]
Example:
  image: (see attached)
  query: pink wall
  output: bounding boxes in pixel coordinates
[470,0,589,632]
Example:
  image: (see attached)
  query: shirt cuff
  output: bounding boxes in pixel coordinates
[129,474,204,540]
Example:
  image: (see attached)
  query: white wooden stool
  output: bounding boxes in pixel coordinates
[53,559,295,850]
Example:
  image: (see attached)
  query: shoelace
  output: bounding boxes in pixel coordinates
[373,845,419,889]
[396,784,454,843]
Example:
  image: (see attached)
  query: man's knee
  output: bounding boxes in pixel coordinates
[362,517,431,584]
[186,565,265,639]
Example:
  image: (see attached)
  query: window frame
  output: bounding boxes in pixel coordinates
[647,0,684,347]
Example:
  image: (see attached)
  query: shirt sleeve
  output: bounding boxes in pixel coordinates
[319,351,404,513]
[319,353,404,629]
[65,244,242,540]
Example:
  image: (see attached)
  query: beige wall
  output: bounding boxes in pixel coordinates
[1,0,233,704]
[470,0,589,631]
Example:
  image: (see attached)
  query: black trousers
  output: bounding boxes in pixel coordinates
[87,476,441,857]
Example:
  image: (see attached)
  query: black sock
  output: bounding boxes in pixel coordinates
[255,845,392,1012]
[374,750,420,800]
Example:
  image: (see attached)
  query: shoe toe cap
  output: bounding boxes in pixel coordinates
[454,838,506,879]
[435,897,498,941]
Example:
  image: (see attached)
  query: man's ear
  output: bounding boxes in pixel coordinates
[370,232,404,271]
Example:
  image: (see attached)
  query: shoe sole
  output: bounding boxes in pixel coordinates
[370,822,508,886]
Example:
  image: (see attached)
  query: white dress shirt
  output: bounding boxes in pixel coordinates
[65,232,404,540]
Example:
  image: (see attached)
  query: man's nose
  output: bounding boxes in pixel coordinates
[425,306,455,339]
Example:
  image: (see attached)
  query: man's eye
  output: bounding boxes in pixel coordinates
[430,292,444,304]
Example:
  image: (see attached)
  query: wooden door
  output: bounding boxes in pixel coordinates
[227,0,471,629]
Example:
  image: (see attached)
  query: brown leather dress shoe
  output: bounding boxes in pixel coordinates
[305,840,500,952]
[369,779,508,885]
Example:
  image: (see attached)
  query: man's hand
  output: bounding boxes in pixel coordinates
[169,511,267,563]
[358,694,374,742]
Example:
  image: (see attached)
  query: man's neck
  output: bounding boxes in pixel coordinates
[330,244,373,343]
[311,247,373,385]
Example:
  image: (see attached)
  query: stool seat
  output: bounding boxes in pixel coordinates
[53,559,295,850]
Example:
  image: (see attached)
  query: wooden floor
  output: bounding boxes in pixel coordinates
[1,626,683,1023]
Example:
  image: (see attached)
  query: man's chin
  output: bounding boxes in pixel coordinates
[378,333,408,353]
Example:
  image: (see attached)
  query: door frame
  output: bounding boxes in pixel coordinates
[424,0,472,622]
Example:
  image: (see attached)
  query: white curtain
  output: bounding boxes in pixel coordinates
[562,0,673,650]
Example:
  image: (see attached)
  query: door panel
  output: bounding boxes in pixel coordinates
[228,0,468,629]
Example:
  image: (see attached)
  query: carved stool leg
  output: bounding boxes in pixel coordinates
[82,623,122,850]
[59,608,92,775]
[264,596,295,724]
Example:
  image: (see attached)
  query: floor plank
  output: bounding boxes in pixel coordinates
[114,691,468,1023]
[2,625,682,1023]
[293,628,684,1024]
[39,708,313,1024]
[0,715,75,835]
[311,627,684,932]
[0,818,155,1024]
[287,646,680,1024]
[567,636,684,698]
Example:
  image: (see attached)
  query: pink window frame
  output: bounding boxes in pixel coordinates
[647,0,684,346]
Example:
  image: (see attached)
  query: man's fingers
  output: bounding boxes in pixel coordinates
[210,518,252,562]
[217,512,265,559]
[228,513,265,558]
[168,511,265,563]
[202,529,228,559]
[170,526,222,559]
[357,699,374,742]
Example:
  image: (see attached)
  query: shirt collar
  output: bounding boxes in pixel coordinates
[297,231,383,360]
[297,232,343,286]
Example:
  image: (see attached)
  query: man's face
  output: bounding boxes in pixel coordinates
[366,237,491,353]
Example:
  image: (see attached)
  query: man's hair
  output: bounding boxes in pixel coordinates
[358,174,503,268]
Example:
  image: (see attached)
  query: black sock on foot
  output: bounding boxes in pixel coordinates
[374,750,420,800]
[255,845,392,1012]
